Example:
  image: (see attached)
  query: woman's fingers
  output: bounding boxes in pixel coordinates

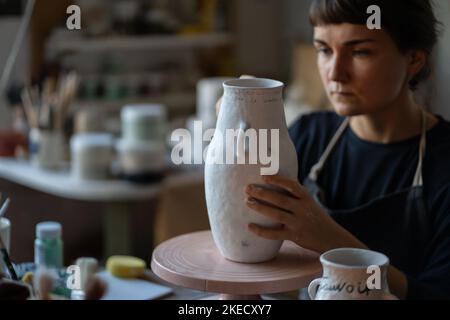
[248,223,286,241]
[246,197,293,225]
[262,175,306,199]
[245,185,296,212]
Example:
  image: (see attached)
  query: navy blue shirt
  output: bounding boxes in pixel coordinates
[289,111,450,299]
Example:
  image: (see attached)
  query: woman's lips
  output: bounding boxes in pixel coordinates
[331,91,355,96]
[330,91,357,103]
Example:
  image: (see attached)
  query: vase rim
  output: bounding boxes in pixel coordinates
[223,78,284,90]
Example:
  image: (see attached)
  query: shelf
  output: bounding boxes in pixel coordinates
[0,158,204,202]
[75,91,196,111]
[0,158,160,202]
[47,33,233,55]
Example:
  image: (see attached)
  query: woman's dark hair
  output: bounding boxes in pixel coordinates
[309,0,440,90]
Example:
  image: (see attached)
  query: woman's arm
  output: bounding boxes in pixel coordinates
[245,174,408,299]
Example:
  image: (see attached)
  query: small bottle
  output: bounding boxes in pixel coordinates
[34,222,63,269]
[70,257,99,300]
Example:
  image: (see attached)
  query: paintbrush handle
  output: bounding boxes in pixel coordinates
[0,198,10,218]
[1,248,18,280]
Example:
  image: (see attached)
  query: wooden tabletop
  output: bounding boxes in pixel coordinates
[151,231,322,296]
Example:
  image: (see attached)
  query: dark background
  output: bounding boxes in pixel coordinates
[0,0,23,16]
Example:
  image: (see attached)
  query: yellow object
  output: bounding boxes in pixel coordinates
[22,272,34,285]
[179,0,218,34]
[106,256,146,278]
[199,0,218,32]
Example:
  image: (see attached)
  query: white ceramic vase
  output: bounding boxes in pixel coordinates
[205,78,298,263]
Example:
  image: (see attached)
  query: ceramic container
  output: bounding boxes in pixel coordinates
[29,128,65,170]
[308,248,397,300]
[116,139,166,182]
[121,104,167,143]
[70,133,114,180]
[204,78,298,263]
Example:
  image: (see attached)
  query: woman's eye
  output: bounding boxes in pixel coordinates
[352,50,372,57]
[317,47,332,56]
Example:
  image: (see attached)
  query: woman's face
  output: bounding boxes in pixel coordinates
[314,23,417,116]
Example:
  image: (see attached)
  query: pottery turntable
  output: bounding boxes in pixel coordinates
[151,231,322,300]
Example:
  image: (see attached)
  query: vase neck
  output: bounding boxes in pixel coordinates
[219,87,286,130]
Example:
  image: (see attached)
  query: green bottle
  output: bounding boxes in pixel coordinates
[34,222,63,269]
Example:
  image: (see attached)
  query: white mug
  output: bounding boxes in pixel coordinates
[308,248,398,300]
[0,217,11,274]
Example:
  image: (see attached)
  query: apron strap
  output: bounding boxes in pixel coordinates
[412,110,427,187]
[307,111,428,187]
[307,118,350,181]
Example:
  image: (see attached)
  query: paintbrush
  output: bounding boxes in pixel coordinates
[55,71,79,131]
[0,198,10,218]
[0,197,17,281]
[39,77,57,129]
[0,236,18,281]
[21,87,38,129]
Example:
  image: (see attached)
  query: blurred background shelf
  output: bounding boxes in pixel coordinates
[75,91,196,112]
[0,157,160,202]
[46,33,234,56]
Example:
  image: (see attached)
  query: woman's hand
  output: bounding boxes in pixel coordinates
[245,175,368,254]
[0,273,30,300]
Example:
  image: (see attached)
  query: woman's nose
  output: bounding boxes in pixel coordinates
[329,55,350,83]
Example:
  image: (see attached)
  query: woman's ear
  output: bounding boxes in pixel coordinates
[408,50,427,80]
